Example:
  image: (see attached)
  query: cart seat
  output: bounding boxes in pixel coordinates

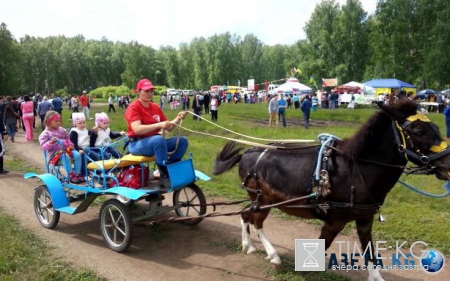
[86,154,155,170]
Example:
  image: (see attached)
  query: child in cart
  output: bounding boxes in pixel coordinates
[90,112,125,160]
[39,111,84,183]
[69,113,98,175]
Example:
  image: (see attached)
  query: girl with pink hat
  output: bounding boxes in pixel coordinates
[90,112,125,159]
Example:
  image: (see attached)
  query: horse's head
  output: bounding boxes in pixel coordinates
[378,98,450,180]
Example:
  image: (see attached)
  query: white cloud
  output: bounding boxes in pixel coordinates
[0,0,377,48]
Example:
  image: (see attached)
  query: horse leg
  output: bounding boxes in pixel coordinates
[250,210,281,267]
[356,216,384,281]
[241,213,257,254]
[319,220,347,250]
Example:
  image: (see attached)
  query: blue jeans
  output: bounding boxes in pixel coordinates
[6,123,16,139]
[303,112,310,129]
[128,135,188,166]
[82,106,90,119]
[278,110,286,127]
[61,150,82,174]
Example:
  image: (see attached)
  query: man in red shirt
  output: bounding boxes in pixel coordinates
[79,91,92,120]
[124,79,187,188]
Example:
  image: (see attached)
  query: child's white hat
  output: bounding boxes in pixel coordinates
[72,113,85,126]
[95,112,109,126]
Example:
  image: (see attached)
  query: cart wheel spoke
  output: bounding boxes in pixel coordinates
[191,205,200,214]
[38,198,47,207]
[108,208,116,223]
[116,226,126,236]
[188,194,198,204]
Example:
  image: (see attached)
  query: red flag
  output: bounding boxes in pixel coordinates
[264,80,268,91]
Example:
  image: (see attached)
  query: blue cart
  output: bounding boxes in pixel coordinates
[25,138,210,252]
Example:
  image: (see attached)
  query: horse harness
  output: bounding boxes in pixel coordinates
[240,135,382,217]
[240,113,450,217]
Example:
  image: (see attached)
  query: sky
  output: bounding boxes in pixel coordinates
[0,0,377,49]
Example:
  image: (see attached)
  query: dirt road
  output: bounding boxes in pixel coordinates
[0,130,447,281]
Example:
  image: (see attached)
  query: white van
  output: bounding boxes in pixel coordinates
[268,84,279,96]
[182,90,195,96]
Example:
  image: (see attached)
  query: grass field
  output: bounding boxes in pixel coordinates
[86,98,450,257]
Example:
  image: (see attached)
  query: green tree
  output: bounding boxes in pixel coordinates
[0,23,20,95]
[304,0,341,80]
[332,0,368,83]
[239,34,263,87]
[158,45,180,88]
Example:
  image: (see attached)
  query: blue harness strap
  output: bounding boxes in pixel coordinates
[397,180,450,198]
[315,133,341,181]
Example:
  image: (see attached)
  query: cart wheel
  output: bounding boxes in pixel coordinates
[173,183,206,225]
[99,199,133,252]
[34,185,60,229]
[114,195,134,206]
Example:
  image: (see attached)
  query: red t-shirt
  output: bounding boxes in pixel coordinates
[124,100,167,138]
[79,94,89,107]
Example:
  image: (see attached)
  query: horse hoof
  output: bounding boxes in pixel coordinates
[272,263,282,271]
[247,246,256,254]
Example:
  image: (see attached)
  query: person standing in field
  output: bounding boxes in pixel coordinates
[268,95,279,127]
[278,94,287,128]
[37,96,54,130]
[21,95,35,141]
[301,95,312,129]
[108,95,116,113]
[210,94,219,122]
[79,91,92,120]
[311,94,319,112]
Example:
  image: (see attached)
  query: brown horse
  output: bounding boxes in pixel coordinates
[213,98,450,281]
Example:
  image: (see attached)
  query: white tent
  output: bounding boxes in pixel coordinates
[342,81,364,88]
[275,78,312,94]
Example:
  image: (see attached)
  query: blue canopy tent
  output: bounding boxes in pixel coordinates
[363,79,416,96]
[364,79,415,89]
[417,89,435,99]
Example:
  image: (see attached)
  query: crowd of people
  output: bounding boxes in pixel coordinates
[3,82,450,188]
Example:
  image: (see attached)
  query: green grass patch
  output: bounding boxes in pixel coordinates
[5,158,41,174]
[0,207,104,281]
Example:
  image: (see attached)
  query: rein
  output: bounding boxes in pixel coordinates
[174,111,316,150]
[177,111,450,213]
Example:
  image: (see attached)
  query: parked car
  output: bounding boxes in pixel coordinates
[182,90,195,96]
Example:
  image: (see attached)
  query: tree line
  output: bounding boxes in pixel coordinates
[1,0,449,96]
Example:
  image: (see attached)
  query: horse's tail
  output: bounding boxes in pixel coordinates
[213,141,244,175]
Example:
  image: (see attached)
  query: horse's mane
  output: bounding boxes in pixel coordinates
[339,99,418,159]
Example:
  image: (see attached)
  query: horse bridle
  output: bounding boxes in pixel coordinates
[392,113,450,169]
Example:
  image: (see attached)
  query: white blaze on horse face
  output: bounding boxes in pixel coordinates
[241,218,256,254]
[254,228,281,266]
[367,261,385,281]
